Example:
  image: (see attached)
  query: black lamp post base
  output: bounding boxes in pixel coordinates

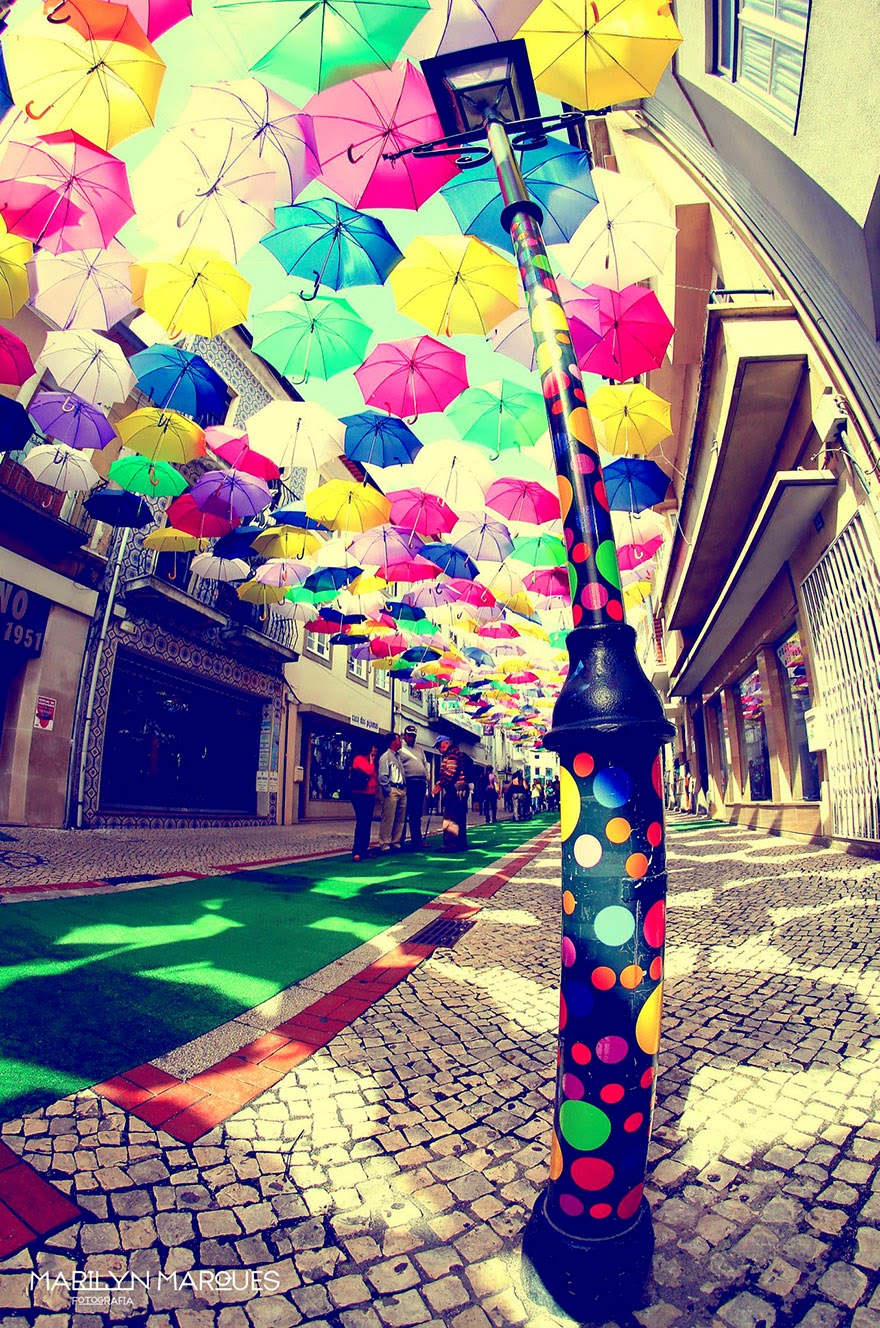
[521,1194,655,1322]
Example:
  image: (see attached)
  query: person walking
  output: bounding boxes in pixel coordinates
[377,732,407,853]
[483,766,499,823]
[348,738,377,862]
[399,724,429,851]
[432,734,470,852]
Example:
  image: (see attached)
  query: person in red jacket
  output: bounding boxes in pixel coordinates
[348,738,378,862]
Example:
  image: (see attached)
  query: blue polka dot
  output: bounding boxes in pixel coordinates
[593,767,633,808]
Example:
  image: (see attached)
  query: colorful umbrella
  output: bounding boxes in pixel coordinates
[441,138,597,255]
[409,440,494,509]
[175,79,319,204]
[307,60,457,211]
[142,526,201,552]
[82,487,153,528]
[108,454,190,497]
[616,535,663,571]
[107,0,191,41]
[116,408,206,464]
[213,0,430,94]
[516,0,683,112]
[389,233,519,336]
[252,525,323,558]
[28,240,133,330]
[130,346,228,422]
[251,293,371,383]
[0,327,35,387]
[511,532,568,567]
[237,579,287,613]
[29,390,115,450]
[208,434,281,481]
[557,166,678,288]
[0,396,38,452]
[386,488,457,539]
[261,197,402,298]
[3,12,166,150]
[419,541,477,580]
[131,249,251,337]
[305,479,391,533]
[23,440,100,491]
[588,382,673,455]
[449,512,514,561]
[603,457,671,512]
[447,379,546,456]
[166,493,240,538]
[0,221,32,319]
[189,469,272,521]
[245,400,343,470]
[341,411,422,468]
[190,552,251,581]
[408,0,541,57]
[40,329,134,405]
[40,0,157,50]
[355,335,468,420]
[485,476,560,525]
[577,283,674,381]
[523,566,569,598]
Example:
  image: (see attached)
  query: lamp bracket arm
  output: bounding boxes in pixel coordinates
[383,111,589,164]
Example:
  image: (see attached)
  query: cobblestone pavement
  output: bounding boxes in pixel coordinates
[2,821,880,1326]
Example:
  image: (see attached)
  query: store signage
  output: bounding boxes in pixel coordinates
[34,696,56,731]
[351,714,381,733]
[0,579,50,658]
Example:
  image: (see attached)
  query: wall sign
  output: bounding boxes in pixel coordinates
[0,579,51,658]
[34,696,56,731]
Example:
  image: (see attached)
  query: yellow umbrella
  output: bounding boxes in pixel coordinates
[623,579,652,608]
[389,234,519,337]
[346,572,387,596]
[305,480,391,533]
[252,526,323,559]
[4,14,165,149]
[588,383,673,456]
[237,579,287,605]
[0,221,32,318]
[516,0,683,112]
[117,408,206,464]
[142,527,201,552]
[131,249,251,338]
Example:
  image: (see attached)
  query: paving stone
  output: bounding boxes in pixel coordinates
[855,1227,880,1270]
[818,1262,869,1308]
[716,1291,777,1326]
[373,1290,432,1326]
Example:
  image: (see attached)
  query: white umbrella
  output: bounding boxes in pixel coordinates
[553,167,678,290]
[29,241,135,332]
[23,442,100,491]
[245,400,344,471]
[189,553,251,581]
[408,440,494,511]
[39,330,135,407]
[255,558,309,587]
[407,0,542,58]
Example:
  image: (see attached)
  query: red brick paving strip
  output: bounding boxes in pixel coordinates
[0,1139,84,1259]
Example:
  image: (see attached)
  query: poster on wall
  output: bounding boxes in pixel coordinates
[33,695,56,731]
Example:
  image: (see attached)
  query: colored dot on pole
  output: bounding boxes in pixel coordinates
[643,900,666,948]
[572,1042,591,1065]
[574,834,603,869]
[593,767,633,808]
[573,453,595,474]
[550,1132,564,1179]
[652,756,663,796]
[594,539,620,585]
[607,599,624,621]
[562,890,576,915]
[562,936,576,967]
[600,1083,625,1104]
[624,1113,645,1133]
[572,603,583,625]
[617,1183,644,1220]
[571,1157,615,1191]
[594,905,635,946]
[559,992,567,1031]
[640,1067,655,1089]
[559,1193,584,1218]
[591,966,616,990]
[635,982,663,1056]
[596,1034,628,1064]
[650,956,663,981]
[563,1073,584,1100]
[559,767,580,839]
[625,852,649,880]
[582,582,609,611]
[571,541,590,561]
[573,752,594,778]
[605,816,631,843]
[593,480,610,512]
[620,965,645,990]
[559,1101,612,1151]
[647,821,663,847]
[590,1202,613,1219]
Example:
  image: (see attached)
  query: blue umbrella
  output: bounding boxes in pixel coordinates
[603,458,671,513]
[130,347,227,424]
[83,489,153,528]
[271,502,328,530]
[441,139,598,256]
[342,411,422,468]
[212,524,263,559]
[303,566,362,597]
[420,541,478,580]
[385,600,426,622]
[463,646,494,667]
[262,199,403,300]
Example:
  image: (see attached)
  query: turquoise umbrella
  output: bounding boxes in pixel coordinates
[251,294,371,383]
[447,379,547,456]
[261,198,402,299]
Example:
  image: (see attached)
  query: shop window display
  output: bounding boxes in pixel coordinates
[736,666,771,801]
[776,628,821,801]
[309,728,353,801]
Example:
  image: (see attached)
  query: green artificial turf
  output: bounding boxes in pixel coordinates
[667,818,730,832]
[0,815,556,1121]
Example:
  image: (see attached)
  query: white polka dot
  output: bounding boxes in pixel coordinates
[573,834,603,868]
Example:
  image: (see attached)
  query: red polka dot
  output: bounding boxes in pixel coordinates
[651,756,663,797]
[647,821,663,847]
[600,1083,624,1104]
[574,388,586,402]
[551,400,564,414]
[591,966,616,990]
[606,600,624,621]
[624,1112,644,1133]
[571,1157,615,1191]
[643,900,666,948]
[571,542,589,562]
[572,604,583,625]
[650,956,663,980]
[559,992,567,1031]
[593,481,609,512]
[573,752,594,777]
[617,1183,644,1220]
[572,1042,591,1065]
[590,1202,612,1219]
[640,1067,655,1089]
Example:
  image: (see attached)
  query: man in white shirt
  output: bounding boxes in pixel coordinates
[398,724,429,851]
[377,732,407,853]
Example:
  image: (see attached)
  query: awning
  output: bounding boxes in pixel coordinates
[670,470,837,697]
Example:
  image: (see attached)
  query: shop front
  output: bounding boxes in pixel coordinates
[298,708,383,819]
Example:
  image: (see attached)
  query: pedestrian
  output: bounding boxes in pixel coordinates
[483,766,499,823]
[511,772,528,821]
[348,738,377,863]
[432,734,470,852]
[377,732,407,853]
[503,776,514,815]
[398,724,429,851]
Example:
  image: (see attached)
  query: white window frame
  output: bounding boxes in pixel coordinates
[714,0,810,128]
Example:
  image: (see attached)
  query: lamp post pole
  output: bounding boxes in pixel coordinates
[392,77,674,1318]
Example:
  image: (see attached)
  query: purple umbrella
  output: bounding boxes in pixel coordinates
[189,470,273,521]
[347,524,424,566]
[29,391,116,450]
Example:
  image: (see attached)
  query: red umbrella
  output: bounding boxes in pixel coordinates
[354,335,469,420]
[0,131,134,254]
[387,488,458,539]
[42,0,156,49]
[477,622,519,639]
[577,284,675,381]
[370,632,409,657]
[166,494,240,538]
[523,566,569,598]
[378,554,441,583]
[0,328,35,387]
[208,433,281,481]
[485,476,560,525]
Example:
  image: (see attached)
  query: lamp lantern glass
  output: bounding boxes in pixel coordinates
[420,39,542,135]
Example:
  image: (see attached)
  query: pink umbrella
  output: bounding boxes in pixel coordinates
[617,535,663,571]
[208,433,281,481]
[166,494,240,539]
[355,335,469,420]
[485,477,560,525]
[0,327,35,387]
[28,241,134,331]
[348,523,424,567]
[477,622,519,639]
[523,566,569,598]
[109,0,191,40]
[377,554,440,584]
[0,132,134,254]
[387,488,458,539]
[307,61,458,211]
[189,470,273,521]
[370,632,409,657]
[490,274,600,372]
[577,284,675,381]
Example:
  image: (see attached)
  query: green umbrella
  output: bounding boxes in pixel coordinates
[108,455,189,498]
[214,0,430,94]
[446,379,547,456]
[250,294,371,383]
[511,533,568,568]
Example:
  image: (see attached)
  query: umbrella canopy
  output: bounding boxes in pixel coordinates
[132,127,276,263]
[190,552,251,581]
[108,0,191,41]
[40,0,157,50]
[441,138,597,255]
[557,166,678,288]
[516,0,683,112]
[577,283,674,381]
[245,400,343,469]
[213,0,430,94]
[175,79,319,204]
[130,346,228,422]
[116,407,206,464]
[588,382,672,455]
[0,222,32,319]
[28,240,133,330]
[307,60,457,211]
[449,512,514,561]
[29,390,115,450]
[490,274,600,372]
[408,440,494,509]
[0,396,38,452]
[419,541,477,580]
[0,327,35,387]
[485,476,560,525]
[342,411,422,468]
[447,379,546,455]
[208,434,281,481]
[142,526,201,552]
[603,457,671,512]
[262,197,402,296]
[3,12,166,149]
[386,488,457,539]
[389,233,519,336]
[40,329,134,406]
[408,0,541,57]
[189,469,272,521]
[305,479,391,533]
[252,525,323,558]
[82,487,153,527]
[0,131,134,254]
[251,293,371,382]
[23,440,100,491]
[131,248,251,337]
[109,454,189,497]
[616,534,663,571]
[511,532,568,567]
[355,335,468,419]
[166,493,240,538]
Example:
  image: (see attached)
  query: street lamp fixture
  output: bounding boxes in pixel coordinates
[387,40,674,1321]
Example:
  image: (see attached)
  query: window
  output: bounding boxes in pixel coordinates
[306,631,331,661]
[736,666,772,800]
[348,652,368,682]
[776,628,820,801]
[308,728,352,801]
[710,697,732,799]
[714,0,810,126]
[374,667,390,695]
